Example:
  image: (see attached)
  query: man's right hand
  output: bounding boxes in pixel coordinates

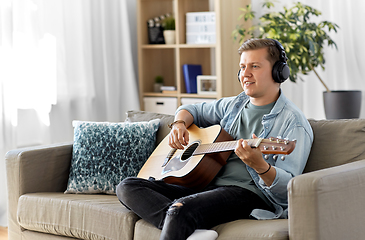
[168,122,189,150]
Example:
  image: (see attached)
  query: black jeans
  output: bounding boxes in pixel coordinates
[116,177,272,240]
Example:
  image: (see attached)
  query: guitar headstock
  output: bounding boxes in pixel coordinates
[257,137,296,155]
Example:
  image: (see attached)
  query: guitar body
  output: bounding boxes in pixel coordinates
[137,124,234,190]
[137,124,296,190]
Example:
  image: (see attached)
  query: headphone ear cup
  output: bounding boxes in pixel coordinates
[272,61,290,83]
[281,63,290,81]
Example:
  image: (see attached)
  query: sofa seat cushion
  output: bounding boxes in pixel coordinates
[133,219,288,240]
[213,219,288,240]
[17,192,139,240]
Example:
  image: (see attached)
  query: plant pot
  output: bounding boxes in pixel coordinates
[323,90,362,119]
[163,30,175,44]
[154,83,163,92]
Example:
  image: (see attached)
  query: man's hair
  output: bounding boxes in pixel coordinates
[238,38,281,66]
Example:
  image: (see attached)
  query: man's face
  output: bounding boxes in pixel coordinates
[238,48,280,105]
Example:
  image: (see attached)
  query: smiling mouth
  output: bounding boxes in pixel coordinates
[244,81,255,86]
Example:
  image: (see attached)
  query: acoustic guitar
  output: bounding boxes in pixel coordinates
[137,124,296,190]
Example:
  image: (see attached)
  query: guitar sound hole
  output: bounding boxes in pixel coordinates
[181,142,199,161]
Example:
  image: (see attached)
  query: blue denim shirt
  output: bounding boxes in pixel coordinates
[176,91,313,219]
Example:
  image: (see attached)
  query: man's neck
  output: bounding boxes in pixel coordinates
[249,90,280,106]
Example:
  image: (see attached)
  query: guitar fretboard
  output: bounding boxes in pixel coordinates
[193,138,263,156]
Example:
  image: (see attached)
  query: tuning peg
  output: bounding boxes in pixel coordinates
[264,155,269,160]
[273,155,278,160]
[277,136,282,139]
[281,156,285,161]
[292,139,297,143]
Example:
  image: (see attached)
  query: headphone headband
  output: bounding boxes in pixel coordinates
[271,39,288,63]
[270,39,290,83]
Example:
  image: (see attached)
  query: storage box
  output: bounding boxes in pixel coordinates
[181,98,215,105]
[143,97,177,115]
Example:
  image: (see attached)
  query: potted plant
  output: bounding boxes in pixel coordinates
[232,1,361,119]
[154,75,164,92]
[162,16,176,44]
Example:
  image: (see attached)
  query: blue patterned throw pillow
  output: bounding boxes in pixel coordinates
[65,119,160,194]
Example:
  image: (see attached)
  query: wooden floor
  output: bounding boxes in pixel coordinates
[0,227,8,240]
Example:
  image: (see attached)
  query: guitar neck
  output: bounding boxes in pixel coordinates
[193,138,262,156]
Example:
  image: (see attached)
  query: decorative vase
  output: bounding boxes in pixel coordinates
[163,30,175,44]
[323,90,362,119]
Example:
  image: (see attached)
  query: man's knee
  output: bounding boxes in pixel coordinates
[116,177,139,199]
[167,194,197,216]
[167,201,184,215]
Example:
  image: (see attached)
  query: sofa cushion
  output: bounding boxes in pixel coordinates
[65,119,160,194]
[17,192,139,240]
[133,219,288,240]
[305,119,365,173]
[125,110,174,145]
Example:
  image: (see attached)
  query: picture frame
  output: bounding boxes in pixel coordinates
[197,75,217,95]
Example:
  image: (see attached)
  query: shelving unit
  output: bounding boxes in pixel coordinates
[137,0,251,113]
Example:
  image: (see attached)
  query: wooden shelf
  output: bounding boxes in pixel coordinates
[144,92,178,98]
[137,0,250,112]
[141,44,215,49]
[180,93,217,98]
[141,44,177,49]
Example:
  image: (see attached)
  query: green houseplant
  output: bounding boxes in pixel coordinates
[154,75,164,92]
[162,16,176,44]
[233,1,362,119]
[163,16,175,31]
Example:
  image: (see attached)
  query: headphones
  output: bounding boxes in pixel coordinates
[237,39,290,83]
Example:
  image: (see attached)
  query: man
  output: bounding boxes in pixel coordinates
[117,38,313,240]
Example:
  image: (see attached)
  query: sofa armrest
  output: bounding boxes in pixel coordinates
[5,142,73,239]
[288,159,365,240]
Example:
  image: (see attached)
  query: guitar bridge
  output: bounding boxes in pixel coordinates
[161,148,177,167]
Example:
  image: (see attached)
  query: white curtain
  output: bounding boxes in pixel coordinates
[2,0,364,228]
[253,0,365,120]
[0,0,139,227]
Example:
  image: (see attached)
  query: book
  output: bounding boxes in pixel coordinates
[182,64,202,94]
[160,86,176,91]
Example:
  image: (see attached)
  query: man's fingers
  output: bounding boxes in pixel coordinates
[184,132,189,146]
[168,128,188,149]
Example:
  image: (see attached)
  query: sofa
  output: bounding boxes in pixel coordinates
[5,110,365,240]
